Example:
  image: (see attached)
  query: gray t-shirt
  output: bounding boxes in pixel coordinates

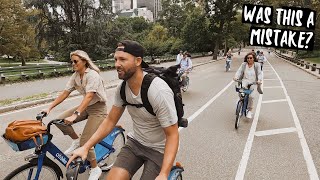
[114,73,178,153]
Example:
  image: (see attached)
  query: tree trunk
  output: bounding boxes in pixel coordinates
[21,56,26,66]
[212,39,219,60]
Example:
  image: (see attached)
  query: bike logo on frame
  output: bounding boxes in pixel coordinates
[56,153,67,164]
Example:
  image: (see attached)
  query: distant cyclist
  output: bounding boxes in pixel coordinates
[179,52,192,87]
[257,51,267,71]
[176,50,183,65]
[225,50,233,71]
[233,52,262,119]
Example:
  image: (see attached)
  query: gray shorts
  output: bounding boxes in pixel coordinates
[113,136,164,179]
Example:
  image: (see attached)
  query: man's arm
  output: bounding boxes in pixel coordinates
[158,124,179,177]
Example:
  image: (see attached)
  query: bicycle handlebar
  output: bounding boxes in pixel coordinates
[66,157,83,180]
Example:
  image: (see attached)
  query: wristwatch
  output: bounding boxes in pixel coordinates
[74,111,80,116]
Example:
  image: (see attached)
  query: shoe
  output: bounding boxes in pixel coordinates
[246,111,253,119]
[229,68,231,71]
[64,138,80,156]
[88,166,102,180]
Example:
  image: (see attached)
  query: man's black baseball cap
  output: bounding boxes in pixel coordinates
[116,40,149,68]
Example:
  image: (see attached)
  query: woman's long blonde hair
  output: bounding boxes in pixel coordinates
[70,50,100,73]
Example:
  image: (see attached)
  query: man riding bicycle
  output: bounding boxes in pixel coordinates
[67,40,179,180]
[178,52,192,87]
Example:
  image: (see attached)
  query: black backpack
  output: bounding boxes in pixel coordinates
[120,64,188,128]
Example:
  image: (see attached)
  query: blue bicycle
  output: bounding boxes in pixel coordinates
[3,112,125,180]
[234,80,255,129]
[67,158,184,180]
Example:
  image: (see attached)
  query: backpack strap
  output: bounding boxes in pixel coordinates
[120,81,144,108]
[141,74,157,116]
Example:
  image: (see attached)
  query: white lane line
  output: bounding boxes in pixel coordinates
[255,127,297,137]
[263,86,282,89]
[179,80,234,131]
[264,78,278,81]
[262,99,287,104]
[269,62,319,179]
[235,90,264,180]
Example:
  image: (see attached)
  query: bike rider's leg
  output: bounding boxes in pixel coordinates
[56,106,89,139]
[140,152,164,180]
[109,137,145,180]
[247,86,256,118]
[181,72,187,86]
[81,102,107,168]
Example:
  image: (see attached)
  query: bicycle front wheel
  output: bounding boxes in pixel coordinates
[235,100,243,129]
[4,160,61,180]
[100,132,125,171]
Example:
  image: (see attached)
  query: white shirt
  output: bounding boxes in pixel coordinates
[176,54,183,65]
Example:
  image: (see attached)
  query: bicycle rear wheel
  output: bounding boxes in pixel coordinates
[100,132,125,171]
[182,77,189,92]
[4,159,61,180]
[235,100,243,129]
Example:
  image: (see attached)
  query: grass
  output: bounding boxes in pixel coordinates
[0,58,46,65]
[0,93,50,106]
[305,57,320,64]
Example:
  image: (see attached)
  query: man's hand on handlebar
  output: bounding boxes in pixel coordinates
[66,146,89,168]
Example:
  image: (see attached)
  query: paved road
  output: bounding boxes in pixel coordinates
[0,50,319,179]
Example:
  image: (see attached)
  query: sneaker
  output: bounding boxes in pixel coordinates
[246,111,253,119]
[88,166,102,180]
[229,68,231,71]
[64,138,80,156]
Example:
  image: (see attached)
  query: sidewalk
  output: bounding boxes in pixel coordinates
[274,52,320,79]
[0,56,223,114]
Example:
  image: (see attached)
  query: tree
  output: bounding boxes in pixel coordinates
[181,7,211,52]
[159,0,188,38]
[205,0,243,58]
[24,0,113,60]
[143,24,171,55]
[0,0,39,66]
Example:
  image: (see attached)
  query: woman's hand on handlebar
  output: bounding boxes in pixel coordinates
[64,114,77,125]
[41,109,51,116]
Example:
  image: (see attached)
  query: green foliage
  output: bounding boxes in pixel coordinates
[181,7,211,52]
[0,0,40,65]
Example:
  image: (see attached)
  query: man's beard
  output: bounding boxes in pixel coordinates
[118,66,136,81]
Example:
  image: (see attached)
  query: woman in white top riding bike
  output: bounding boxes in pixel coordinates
[233,52,262,119]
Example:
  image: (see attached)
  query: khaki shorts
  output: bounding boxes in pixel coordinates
[113,136,164,179]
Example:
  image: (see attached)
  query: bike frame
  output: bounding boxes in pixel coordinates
[240,89,253,115]
[26,127,124,180]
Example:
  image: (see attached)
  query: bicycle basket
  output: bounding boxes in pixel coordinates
[2,134,48,152]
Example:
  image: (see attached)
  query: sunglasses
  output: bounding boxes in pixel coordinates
[247,57,254,59]
[70,60,79,64]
